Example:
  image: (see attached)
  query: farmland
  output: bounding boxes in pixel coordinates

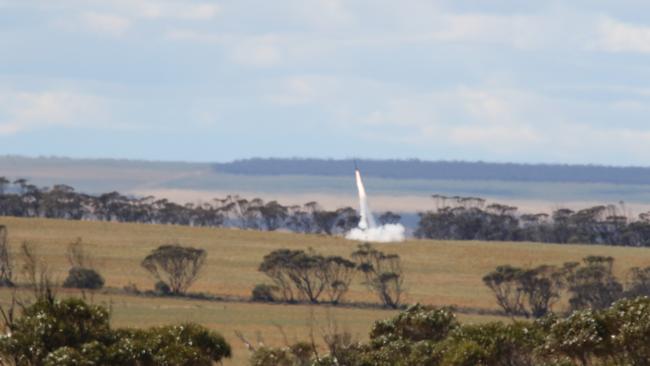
[1,217,650,365]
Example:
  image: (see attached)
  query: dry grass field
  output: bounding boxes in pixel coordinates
[1,216,650,365]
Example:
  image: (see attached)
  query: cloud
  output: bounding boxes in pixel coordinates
[0,90,109,135]
[129,2,220,20]
[164,28,227,42]
[230,36,283,67]
[265,75,342,105]
[595,17,650,53]
[80,12,131,37]
[430,14,546,49]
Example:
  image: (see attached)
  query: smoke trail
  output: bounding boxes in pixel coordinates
[355,168,376,230]
[346,168,405,242]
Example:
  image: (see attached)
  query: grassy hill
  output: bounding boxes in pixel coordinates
[1,217,650,364]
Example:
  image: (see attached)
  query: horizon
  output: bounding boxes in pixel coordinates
[4,153,650,169]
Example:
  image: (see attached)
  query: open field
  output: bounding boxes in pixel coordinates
[2,217,650,364]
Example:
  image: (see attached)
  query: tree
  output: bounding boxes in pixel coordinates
[0,225,13,287]
[566,256,623,311]
[352,243,404,308]
[0,177,9,195]
[258,249,356,304]
[258,249,328,303]
[323,256,356,304]
[259,249,298,302]
[378,211,401,225]
[482,265,527,317]
[141,244,206,295]
[517,264,570,318]
[259,201,288,231]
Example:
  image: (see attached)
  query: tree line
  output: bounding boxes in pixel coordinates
[8,177,650,247]
[416,195,650,246]
[483,255,650,320]
[215,157,650,185]
[0,177,368,234]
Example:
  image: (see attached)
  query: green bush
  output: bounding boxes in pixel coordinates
[0,297,231,365]
[62,267,105,290]
[251,283,279,302]
[370,304,458,345]
[436,322,540,366]
[250,342,314,366]
[246,297,650,366]
[154,280,172,295]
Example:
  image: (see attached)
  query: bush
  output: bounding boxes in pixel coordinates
[0,297,231,365]
[250,342,314,366]
[251,283,279,302]
[62,267,105,290]
[245,298,650,366]
[370,304,458,345]
[154,280,172,295]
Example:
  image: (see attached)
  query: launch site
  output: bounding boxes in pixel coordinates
[2,1,650,365]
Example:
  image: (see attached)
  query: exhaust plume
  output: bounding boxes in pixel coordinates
[355,168,376,230]
[346,167,405,243]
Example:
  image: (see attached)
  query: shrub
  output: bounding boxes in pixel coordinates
[436,322,541,366]
[251,283,279,302]
[62,267,105,290]
[370,304,458,345]
[250,342,314,366]
[122,282,140,295]
[0,297,231,365]
[154,280,172,295]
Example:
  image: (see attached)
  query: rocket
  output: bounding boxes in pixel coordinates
[355,163,376,230]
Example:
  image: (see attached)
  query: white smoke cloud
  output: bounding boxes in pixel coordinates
[346,224,406,243]
[345,168,405,242]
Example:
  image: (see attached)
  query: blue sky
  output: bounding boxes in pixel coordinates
[2,1,650,165]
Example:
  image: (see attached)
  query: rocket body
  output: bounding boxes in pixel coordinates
[355,168,376,230]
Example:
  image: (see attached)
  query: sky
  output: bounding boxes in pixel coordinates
[2,1,650,165]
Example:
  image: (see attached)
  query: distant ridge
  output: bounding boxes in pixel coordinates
[214,158,650,185]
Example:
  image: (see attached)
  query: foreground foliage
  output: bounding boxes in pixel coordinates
[0,296,231,365]
[250,298,650,366]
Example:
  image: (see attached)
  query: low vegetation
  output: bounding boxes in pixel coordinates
[0,294,231,365]
[249,297,650,366]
